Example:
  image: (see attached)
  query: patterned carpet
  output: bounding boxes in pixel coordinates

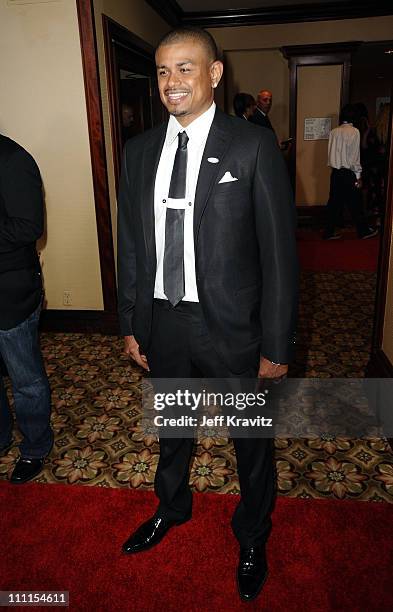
[1,271,392,503]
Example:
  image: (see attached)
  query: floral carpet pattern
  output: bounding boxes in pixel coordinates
[1,271,392,503]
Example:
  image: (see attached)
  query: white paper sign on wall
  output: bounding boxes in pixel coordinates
[304,117,332,141]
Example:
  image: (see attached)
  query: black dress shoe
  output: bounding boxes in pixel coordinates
[122,515,188,554]
[237,545,268,602]
[10,457,44,484]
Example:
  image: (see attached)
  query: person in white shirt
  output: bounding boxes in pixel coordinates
[323,104,377,240]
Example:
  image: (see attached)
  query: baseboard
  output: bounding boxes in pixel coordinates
[366,349,393,378]
[40,309,120,335]
[296,205,325,216]
[296,205,325,228]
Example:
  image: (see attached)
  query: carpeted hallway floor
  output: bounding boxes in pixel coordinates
[1,270,392,503]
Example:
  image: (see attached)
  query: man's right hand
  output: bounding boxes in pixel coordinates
[124,335,150,371]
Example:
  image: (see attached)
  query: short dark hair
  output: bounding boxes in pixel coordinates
[156,27,219,62]
[339,104,356,124]
[233,93,255,118]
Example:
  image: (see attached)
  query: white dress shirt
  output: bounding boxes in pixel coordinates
[328,122,362,179]
[154,102,216,302]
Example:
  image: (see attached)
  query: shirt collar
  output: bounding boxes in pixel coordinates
[165,102,216,146]
[257,107,266,117]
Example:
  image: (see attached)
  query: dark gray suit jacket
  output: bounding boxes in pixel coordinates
[117,108,298,373]
[250,108,275,133]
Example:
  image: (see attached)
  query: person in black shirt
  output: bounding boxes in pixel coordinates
[233,93,256,120]
[0,134,53,483]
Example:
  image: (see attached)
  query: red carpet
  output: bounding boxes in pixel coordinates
[1,482,392,611]
[297,229,380,271]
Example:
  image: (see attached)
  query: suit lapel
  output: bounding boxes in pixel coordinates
[141,123,167,267]
[193,109,233,243]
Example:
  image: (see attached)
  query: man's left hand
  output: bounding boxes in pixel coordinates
[258,356,288,379]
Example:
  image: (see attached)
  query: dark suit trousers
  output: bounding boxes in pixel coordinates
[325,168,368,236]
[145,299,275,547]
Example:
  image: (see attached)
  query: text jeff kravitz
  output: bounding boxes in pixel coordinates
[153,415,273,427]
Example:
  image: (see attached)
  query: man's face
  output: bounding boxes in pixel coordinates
[122,105,134,128]
[258,91,272,114]
[155,39,223,127]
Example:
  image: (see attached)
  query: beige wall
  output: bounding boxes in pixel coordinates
[0,0,103,310]
[209,16,393,51]
[296,65,342,206]
[382,227,393,364]
[224,49,289,142]
[93,0,169,251]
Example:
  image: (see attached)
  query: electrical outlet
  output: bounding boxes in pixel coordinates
[63,291,72,306]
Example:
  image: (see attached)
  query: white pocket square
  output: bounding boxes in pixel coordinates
[207,157,219,163]
[218,171,238,184]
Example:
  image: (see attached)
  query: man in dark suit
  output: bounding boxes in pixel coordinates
[250,89,274,132]
[117,28,298,601]
[0,134,53,483]
[250,89,293,152]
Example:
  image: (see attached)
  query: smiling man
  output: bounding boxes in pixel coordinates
[117,27,298,602]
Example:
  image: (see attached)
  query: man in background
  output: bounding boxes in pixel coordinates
[121,102,136,145]
[0,133,53,483]
[250,89,292,151]
[250,89,274,131]
[323,104,377,240]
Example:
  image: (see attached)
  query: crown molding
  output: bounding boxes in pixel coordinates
[281,41,361,59]
[146,1,393,28]
[146,0,182,26]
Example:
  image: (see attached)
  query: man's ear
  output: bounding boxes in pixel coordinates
[210,60,224,89]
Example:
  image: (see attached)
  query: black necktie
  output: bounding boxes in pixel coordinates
[164,131,189,306]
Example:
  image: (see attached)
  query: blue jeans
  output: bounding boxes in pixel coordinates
[0,304,53,458]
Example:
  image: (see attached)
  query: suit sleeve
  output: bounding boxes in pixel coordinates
[253,129,299,363]
[0,148,44,252]
[117,143,136,336]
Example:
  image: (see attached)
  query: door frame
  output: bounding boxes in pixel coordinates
[368,95,393,377]
[102,16,158,192]
[75,0,117,322]
[281,42,359,191]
